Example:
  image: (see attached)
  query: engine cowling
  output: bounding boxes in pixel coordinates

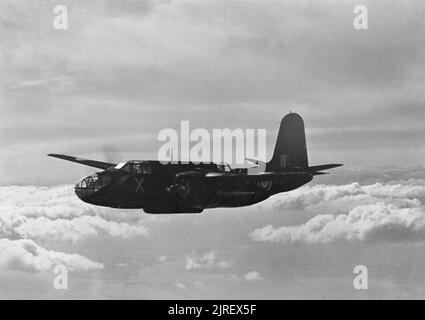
[173,172,208,209]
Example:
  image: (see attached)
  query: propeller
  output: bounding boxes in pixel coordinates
[101,145,125,164]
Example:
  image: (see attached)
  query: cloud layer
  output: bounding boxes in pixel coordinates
[244,271,262,282]
[259,182,425,213]
[251,181,425,243]
[0,185,149,242]
[2,215,149,242]
[0,238,103,272]
[185,251,232,270]
[0,185,149,272]
[1,0,425,186]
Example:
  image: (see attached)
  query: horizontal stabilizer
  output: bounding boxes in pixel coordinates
[308,164,343,172]
[311,171,328,176]
[48,154,116,170]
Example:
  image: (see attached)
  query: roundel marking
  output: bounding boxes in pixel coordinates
[258,180,272,191]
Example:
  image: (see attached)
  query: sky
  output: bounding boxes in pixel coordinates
[1,0,425,299]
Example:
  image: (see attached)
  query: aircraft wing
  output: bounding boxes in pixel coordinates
[48,154,116,170]
[205,164,342,182]
[205,171,309,182]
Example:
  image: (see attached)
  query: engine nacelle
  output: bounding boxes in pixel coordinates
[173,171,208,209]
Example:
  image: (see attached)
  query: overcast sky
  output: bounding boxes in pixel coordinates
[1,0,425,299]
[1,0,424,185]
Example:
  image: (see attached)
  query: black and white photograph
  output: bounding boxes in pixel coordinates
[1,0,425,305]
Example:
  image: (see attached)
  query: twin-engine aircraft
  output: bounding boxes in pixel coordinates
[48,113,342,213]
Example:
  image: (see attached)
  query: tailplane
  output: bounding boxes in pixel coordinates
[265,113,342,173]
[307,164,343,172]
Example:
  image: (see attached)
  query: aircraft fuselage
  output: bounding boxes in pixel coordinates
[75,160,313,213]
[50,112,341,214]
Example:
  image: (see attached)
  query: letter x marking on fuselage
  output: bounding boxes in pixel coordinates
[134,177,144,192]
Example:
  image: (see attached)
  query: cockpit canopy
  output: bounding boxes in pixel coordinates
[216,162,232,172]
[114,160,230,174]
[114,161,152,174]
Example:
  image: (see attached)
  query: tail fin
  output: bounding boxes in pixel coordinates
[266,112,308,172]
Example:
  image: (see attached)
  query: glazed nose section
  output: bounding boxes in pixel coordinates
[74,173,112,200]
[75,176,94,200]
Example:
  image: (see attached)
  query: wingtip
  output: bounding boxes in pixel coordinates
[47,153,61,158]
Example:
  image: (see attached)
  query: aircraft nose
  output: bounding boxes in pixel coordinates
[74,173,111,201]
[74,185,87,200]
[74,188,85,200]
[74,177,91,200]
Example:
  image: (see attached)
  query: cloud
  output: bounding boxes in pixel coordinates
[157,255,167,263]
[0,184,150,273]
[185,251,232,270]
[0,185,150,242]
[105,0,170,17]
[2,215,149,242]
[175,283,186,290]
[0,238,104,272]
[0,185,92,219]
[259,182,425,214]
[244,271,262,282]
[8,77,76,90]
[251,181,425,243]
[0,185,140,222]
